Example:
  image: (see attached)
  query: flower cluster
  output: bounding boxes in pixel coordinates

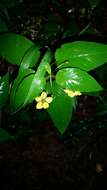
[64,89,82,97]
[35,91,53,109]
[35,89,81,110]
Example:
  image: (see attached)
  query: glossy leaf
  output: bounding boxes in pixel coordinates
[10,69,46,113]
[56,68,103,92]
[19,45,40,72]
[55,41,107,71]
[48,82,76,134]
[0,73,9,108]
[0,33,34,65]
[10,69,35,106]
[36,49,53,76]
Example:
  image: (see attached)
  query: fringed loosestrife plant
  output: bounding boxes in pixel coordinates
[0,33,105,134]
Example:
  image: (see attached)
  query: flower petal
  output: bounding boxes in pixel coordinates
[64,89,74,97]
[36,102,43,109]
[64,89,70,94]
[45,97,53,103]
[64,89,81,97]
[68,92,75,97]
[35,96,42,102]
[41,92,47,99]
[74,91,82,96]
[42,102,49,109]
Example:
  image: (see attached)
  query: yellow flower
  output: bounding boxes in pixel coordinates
[35,91,53,109]
[64,89,82,97]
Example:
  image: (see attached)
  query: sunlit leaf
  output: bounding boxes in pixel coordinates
[55,41,107,71]
[56,68,103,92]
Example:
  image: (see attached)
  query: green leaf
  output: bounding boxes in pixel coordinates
[36,49,53,76]
[0,16,9,33]
[0,73,9,108]
[10,69,46,113]
[19,44,40,72]
[0,128,15,142]
[10,49,53,113]
[10,69,35,106]
[48,82,76,134]
[55,41,107,71]
[56,68,103,92]
[0,33,34,65]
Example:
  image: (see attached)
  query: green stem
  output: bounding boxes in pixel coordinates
[36,49,53,77]
[78,21,92,36]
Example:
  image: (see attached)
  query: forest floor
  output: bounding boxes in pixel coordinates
[0,123,107,190]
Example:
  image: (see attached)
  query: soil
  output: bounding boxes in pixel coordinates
[0,126,107,190]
